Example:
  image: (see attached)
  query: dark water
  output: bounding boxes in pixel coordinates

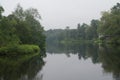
[0,44,120,80]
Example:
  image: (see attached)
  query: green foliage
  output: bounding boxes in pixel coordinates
[17,45,40,54]
[0,17,20,47]
[0,4,46,54]
[77,23,87,39]
[12,4,46,51]
[0,45,40,55]
[85,20,99,40]
[98,3,120,44]
[0,5,4,19]
[46,22,98,45]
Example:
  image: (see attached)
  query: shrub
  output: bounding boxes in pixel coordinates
[0,44,40,55]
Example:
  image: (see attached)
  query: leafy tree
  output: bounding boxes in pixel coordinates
[98,3,120,44]
[0,5,4,19]
[13,4,25,21]
[0,17,20,47]
[85,20,99,40]
[111,3,120,14]
[0,4,46,52]
[77,23,87,39]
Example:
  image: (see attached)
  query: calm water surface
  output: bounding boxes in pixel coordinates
[37,53,112,80]
[0,44,120,80]
[35,44,120,80]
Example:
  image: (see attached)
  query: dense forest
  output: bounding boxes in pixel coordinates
[0,4,45,55]
[46,3,120,45]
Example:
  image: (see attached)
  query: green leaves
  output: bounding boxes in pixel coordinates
[98,3,120,44]
[0,4,45,51]
[0,6,4,19]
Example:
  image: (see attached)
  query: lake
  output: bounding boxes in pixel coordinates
[38,53,112,80]
[0,43,120,80]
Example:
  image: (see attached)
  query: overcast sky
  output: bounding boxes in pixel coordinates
[0,0,120,30]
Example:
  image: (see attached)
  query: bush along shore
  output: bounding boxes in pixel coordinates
[0,45,40,55]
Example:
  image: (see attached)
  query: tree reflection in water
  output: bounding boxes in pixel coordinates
[0,54,45,80]
[0,43,119,80]
[47,43,120,80]
[98,45,120,80]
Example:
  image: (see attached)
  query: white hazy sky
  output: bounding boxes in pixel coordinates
[0,0,120,30]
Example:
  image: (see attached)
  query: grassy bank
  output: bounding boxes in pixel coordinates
[0,44,40,55]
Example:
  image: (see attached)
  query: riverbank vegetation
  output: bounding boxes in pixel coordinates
[0,4,45,55]
[46,3,120,45]
[0,45,40,55]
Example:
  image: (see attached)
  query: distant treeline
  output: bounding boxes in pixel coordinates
[46,3,120,45]
[0,4,45,54]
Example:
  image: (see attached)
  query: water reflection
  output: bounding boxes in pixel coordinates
[98,45,120,80]
[0,54,45,80]
[0,43,119,80]
[47,43,120,80]
[47,43,99,62]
